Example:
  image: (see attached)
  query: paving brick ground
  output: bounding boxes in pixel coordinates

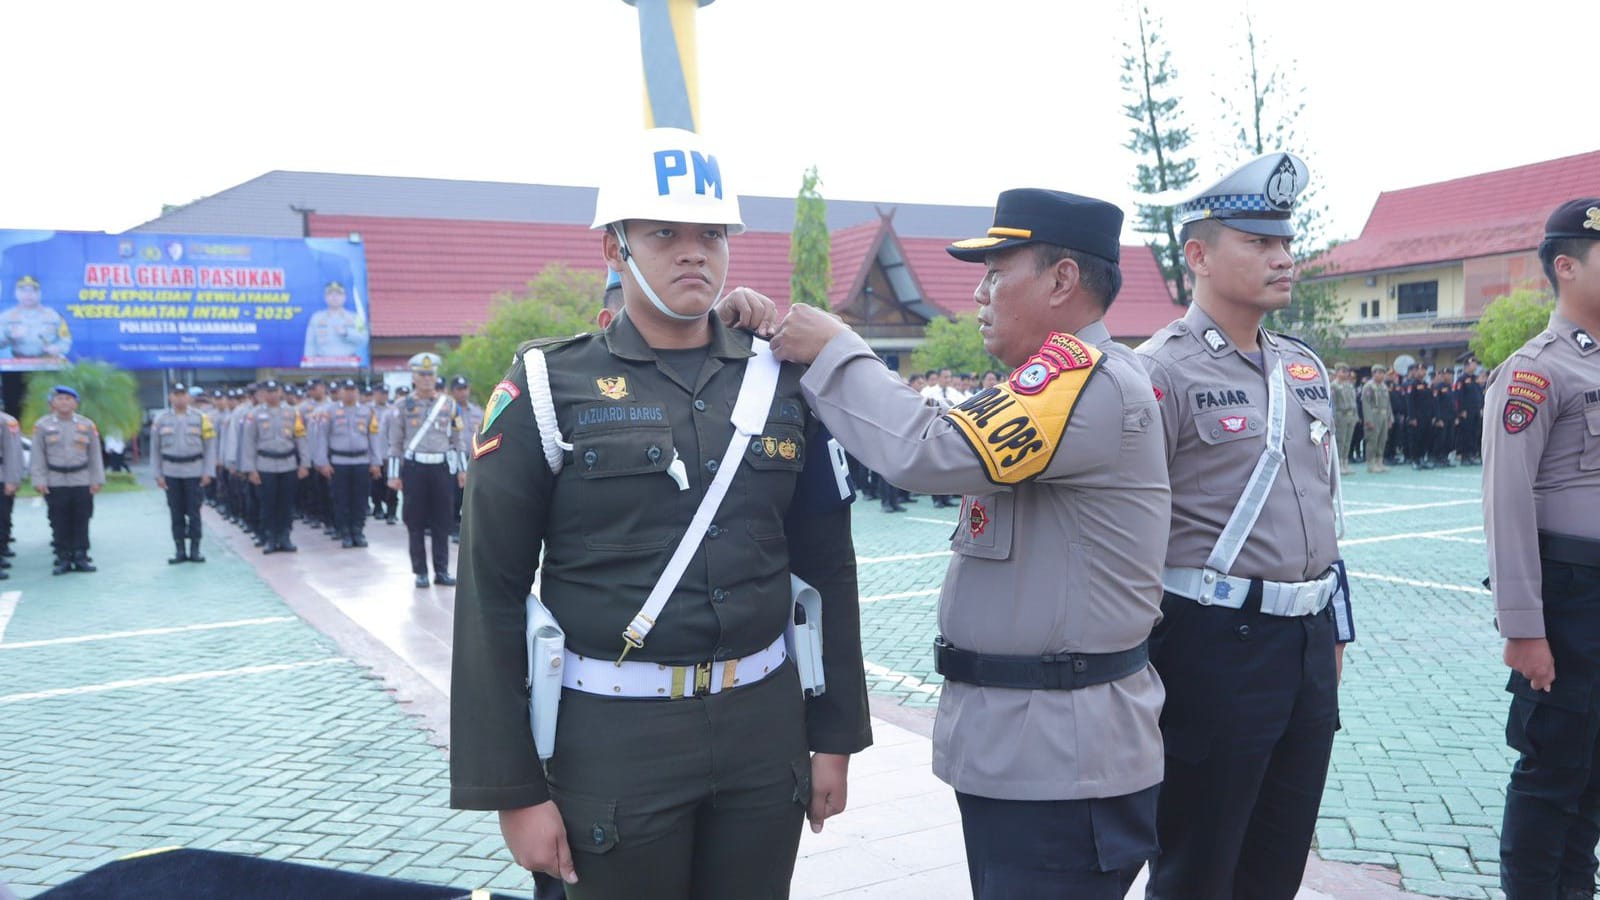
[0,464,1519,898]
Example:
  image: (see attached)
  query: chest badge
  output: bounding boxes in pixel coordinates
[596,376,629,400]
[967,499,989,537]
[762,436,778,458]
[778,438,798,461]
[1220,415,1248,433]
[1286,363,1319,381]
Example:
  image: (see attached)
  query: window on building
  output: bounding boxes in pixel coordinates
[1397,281,1438,318]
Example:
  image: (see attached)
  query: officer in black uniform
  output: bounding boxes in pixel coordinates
[1407,365,1436,468]
[450,128,868,900]
[1431,367,1458,467]
[1456,357,1485,464]
[1486,199,1600,899]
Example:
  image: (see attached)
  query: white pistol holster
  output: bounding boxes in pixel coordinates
[525,593,565,761]
[786,575,826,697]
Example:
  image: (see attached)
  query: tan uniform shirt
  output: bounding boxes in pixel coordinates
[802,320,1170,801]
[240,404,310,474]
[386,394,466,460]
[0,413,24,486]
[1361,379,1393,425]
[151,409,218,479]
[31,413,105,488]
[1483,312,1600,639]
[312,402,383,468]
[1332,380,1358,422]
[1138,304,1341,584]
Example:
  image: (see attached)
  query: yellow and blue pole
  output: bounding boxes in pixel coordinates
[622,0,714,132]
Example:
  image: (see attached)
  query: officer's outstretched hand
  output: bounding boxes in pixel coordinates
[500,801,578,885]
[771,304,849,365]
[715,286,778,337]
[1505,637,1556,692]
[808,752,850,833]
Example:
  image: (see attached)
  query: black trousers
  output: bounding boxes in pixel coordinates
[330,463,370,537]
[956,786,1157,899]
[544,660,809,900]
[401,461,453,575]
[0,490,13,550]
[1501,558,1600,898]
[372,477,396,517]
[258,470,297,540]
[1408,419,1432,462]
[1146,589,1339,900]
[45,485,94,557]
[1458,411,1483,459]
[164,476,203,541]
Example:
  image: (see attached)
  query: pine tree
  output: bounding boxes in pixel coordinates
[1121,5,1197,307]
[790,166,832,311]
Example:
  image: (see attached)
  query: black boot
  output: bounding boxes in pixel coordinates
[169,541,189,565]
[278,532,298,552]
[341,530,355,549]
[73,552,97,573]
[352,531,368,548]
[189,539,205,563]
[53,556,71,575]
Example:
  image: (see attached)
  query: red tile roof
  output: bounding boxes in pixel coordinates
[1316,150,1600,277]
[310,213,1177,341]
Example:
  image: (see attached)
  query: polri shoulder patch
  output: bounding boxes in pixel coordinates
[1503,398,1537,434]
[481,380,521,434]
[945,332,1104,484]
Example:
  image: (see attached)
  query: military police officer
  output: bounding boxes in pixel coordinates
[32,386,104,575]
[312,378,383,548]
[450,128,867,900]
[152,383,218,564]
[774,188,1171,898]
[240,380,310,553]
[387,353,467,588]
[1137,153,1354,898]
[1485,198,1600,899]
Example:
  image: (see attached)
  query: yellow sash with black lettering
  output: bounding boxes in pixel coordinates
[943,333,1103,484]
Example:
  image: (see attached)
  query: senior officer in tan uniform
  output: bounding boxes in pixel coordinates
[240,380,310,554]
[451,128,863,900]
[386,353,467,588]
[774,188,1170,898]
[1137,152,1354,899]
[1485,198,1600,899]
[32,386,105,575]
[152,382,218,564]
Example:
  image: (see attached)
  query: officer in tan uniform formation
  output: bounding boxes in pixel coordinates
[774,188,1169,898]
[0,407,22,580]
[311,378,383,549]
[152,383,218,564]
[387,353,467,588]
[1485,198,1600,899]
[32,386,104,575]
[1137,153,1354,899]
[1331,363,1358,474]
[1360,364,1393,472]
[240,380,310,554]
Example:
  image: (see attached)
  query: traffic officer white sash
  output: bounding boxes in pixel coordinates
[1205,351,1288,576]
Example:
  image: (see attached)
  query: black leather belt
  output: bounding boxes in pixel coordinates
[1540,531,1600,569]
[934,637,1150,691]
[162,454,202,463]
[331,450,369,458]
[257,449,295,459]
[48,463,89,473]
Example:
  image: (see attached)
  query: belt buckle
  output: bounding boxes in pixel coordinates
[692,662,713,697]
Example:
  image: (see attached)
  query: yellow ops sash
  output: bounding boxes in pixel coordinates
[943,332,1103,484]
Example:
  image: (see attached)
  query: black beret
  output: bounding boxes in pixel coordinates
[1544,198,1600,242]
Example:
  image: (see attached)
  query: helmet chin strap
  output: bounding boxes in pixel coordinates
[612,224,718,323]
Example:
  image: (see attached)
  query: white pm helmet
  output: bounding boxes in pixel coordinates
[590,128,745,234]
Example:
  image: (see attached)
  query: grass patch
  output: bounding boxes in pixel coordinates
[19,471,142,498]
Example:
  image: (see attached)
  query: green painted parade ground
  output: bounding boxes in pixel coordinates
[1,466,1511,898]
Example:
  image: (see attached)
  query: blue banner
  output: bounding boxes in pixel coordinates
[0,230,370,371]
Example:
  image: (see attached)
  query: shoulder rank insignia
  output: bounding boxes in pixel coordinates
[596,376,629,400]
[481,380,521,434]
[1203,328,1227,352]
[472,432,503,459]
[1575,329,1597,352]
[945,331,1103,484]
[1286,362,1319,381]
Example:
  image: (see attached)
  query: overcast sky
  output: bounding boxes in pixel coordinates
[4,0,1595,245]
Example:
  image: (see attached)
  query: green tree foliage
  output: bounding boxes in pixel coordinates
[1472,288,1555,369]
[23,360,141,438]
[1221,14,1344,356]
[1121,5,1197,307]
[907,314,1002,376]
[790,166,832,311]
[442,264,604,403]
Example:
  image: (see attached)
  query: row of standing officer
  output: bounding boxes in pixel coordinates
[29,386,103,575]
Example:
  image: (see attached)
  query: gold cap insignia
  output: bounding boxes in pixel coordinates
[1586,207,1600,232]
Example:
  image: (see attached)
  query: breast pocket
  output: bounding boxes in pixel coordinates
[1581,406,1600,472]
[743,423,805,542]
[1191,407,1263,495]
[951,492,1013,561]
[1299,399,1335,482]
[569,422,679,552]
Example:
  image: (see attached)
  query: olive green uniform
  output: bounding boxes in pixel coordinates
[450,311,870,899]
